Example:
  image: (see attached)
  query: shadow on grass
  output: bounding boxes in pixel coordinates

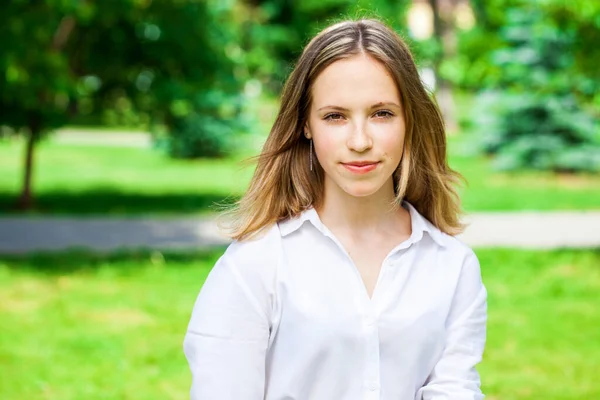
[0,189,239,215]
[0,247,228,275]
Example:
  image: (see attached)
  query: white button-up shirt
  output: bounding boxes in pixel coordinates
[184,202,487,399]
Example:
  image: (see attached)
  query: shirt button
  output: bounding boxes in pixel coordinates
[367,381,379,391]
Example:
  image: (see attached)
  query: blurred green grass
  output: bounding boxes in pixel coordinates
[0,132,599,215]
[0,140,254,215]
[0,248,598,399]
[448,137,600,212]
[0,250,220,400]
[476,249,600,400]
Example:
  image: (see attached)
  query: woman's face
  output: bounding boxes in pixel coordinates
[306,54,406,199]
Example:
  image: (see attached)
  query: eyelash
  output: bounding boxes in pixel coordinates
[323,110,394,121]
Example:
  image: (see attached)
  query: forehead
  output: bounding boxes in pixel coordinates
[310,54,400,107]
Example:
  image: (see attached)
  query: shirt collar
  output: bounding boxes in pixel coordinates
[278,201,446,247]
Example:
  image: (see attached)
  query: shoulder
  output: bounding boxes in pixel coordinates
[435,232,484,295]
[220,223,282,280]
[225,223,281,259]
[430,228,481,272]
[439,231,476,256]
[406,201,474,265]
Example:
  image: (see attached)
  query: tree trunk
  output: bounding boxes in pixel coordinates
[15,16,75,211]
[17,117,41,210]
[428,0,459,133]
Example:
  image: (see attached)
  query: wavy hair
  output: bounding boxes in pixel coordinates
[222,18,464,240]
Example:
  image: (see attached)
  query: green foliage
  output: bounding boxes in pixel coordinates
[538,0,600,110]
[0,1,77,135]
[0,0,249,159]
[472,92,600,172]
[240,0,411,94]
[155,91,249,159]
[450,0,600,100]
[72,0,250,158]
[460,2,600,172]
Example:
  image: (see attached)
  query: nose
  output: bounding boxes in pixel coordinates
[347,121,372,153]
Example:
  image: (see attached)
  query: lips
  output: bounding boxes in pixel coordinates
[341,161,380,174]
[343,161,379,167]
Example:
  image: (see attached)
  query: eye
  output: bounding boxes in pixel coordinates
[373,109,394,119]
[324,113,345,121]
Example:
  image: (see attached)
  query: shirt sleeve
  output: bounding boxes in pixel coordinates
[183,249,271,400]
[417,248,488,400]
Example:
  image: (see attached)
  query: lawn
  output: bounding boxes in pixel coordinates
[448,138,600,212]
[1,133,599,215]
[0,248,598,399]
[0,140,255,215]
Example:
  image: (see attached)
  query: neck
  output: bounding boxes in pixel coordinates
[316,177,409,235]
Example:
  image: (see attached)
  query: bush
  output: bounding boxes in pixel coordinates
[467,6,600,172]
[154,88,250,159]
[473,91,600,172]
[155,100,249,159]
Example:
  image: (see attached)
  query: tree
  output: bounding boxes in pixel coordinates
[240,0,411,95]
[451,0,600,108]
[0,0,246,210]
[463,1,600,172]
[0,1,78,209]
[427,0,464,131]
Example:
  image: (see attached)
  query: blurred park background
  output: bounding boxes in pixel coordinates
[0,0,599,399]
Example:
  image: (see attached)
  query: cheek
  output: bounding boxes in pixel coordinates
[381,133,405,162]
[313,133,341,163]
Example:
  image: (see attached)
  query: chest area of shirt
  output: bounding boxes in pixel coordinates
[341,237,403,300]
[336,228,409,298]
[281,234,455,311]
[277,239,452,352]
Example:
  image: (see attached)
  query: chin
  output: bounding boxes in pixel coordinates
[341,181,384,198]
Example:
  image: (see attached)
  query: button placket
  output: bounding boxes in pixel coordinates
[364,381,380,400]
[365,317,376,328]
[363,302,380,398]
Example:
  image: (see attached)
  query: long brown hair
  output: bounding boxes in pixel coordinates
[222,18,464,241]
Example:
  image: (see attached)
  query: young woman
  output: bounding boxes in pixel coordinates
[184,18,487,400]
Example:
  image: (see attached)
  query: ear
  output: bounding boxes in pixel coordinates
[304,124,311,139]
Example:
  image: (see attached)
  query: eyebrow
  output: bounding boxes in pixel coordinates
[317,102,401,112]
